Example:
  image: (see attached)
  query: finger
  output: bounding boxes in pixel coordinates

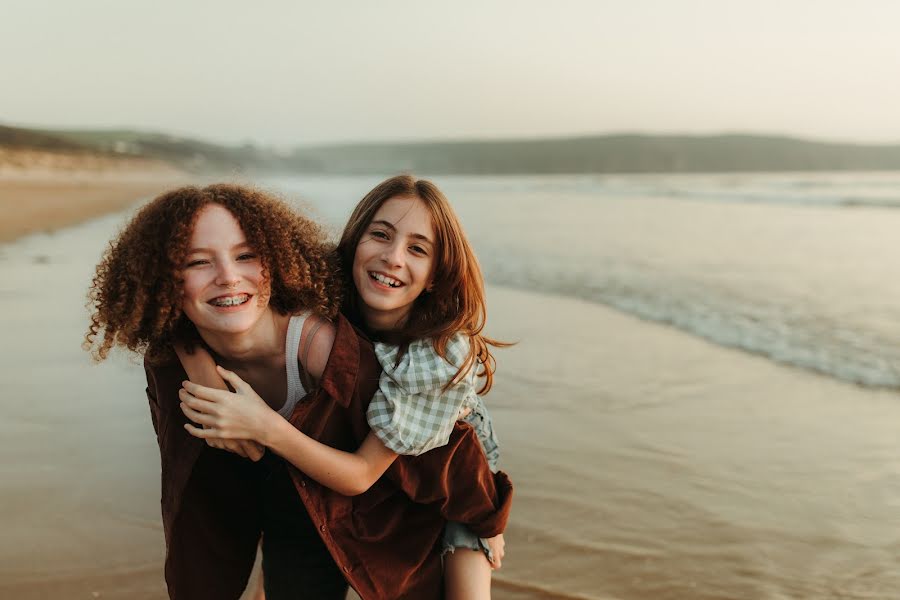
[224,441,249,458]
[178,388,220,415]
[216,365,250,394]
[237,440,263,461]
[239,440,265,461]
[246,441,265,462]
[232,440,251,456]
[206,438,224,449]
[182,380,230,403]
[184,423,218,439]
[489,547,503,570]
[179,402,217,427]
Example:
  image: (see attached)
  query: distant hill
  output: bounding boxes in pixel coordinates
[46,128,279,173]
[0,125,281,173]
[4,124,900,174]
[0,125,96,153]
[287,134,900,174]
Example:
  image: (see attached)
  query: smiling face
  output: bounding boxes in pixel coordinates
[180,203,271,338]
[353,195,436,332]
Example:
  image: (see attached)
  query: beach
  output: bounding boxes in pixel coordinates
[0,149,189,241]
[2,172,899,599]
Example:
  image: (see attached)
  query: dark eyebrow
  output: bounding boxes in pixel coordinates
[371,220,433,246]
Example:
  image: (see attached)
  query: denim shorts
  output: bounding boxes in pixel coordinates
[442,520,493,564]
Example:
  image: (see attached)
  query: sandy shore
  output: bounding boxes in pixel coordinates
[0,149,190,242]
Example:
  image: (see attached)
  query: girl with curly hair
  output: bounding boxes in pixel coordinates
[178,176,510,600]
[85,183,512,600]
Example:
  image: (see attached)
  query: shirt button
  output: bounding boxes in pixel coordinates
[320,524,326,532]
[299,479,306,487]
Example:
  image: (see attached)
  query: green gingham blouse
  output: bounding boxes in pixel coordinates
[367,333,500,470]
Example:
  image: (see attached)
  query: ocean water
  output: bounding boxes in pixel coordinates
[268,172,900,390]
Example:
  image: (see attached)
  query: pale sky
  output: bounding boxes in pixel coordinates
[3,0,900,146]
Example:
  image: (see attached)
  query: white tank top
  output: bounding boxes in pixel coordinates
[278,313,310,418]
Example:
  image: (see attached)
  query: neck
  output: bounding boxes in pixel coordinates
[197,310,288,366]
[361,306,409,336]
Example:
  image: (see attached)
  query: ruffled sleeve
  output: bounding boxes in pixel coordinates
[366,334,477,456]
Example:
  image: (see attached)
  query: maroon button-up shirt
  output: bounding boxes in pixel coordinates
[145,314,513,599]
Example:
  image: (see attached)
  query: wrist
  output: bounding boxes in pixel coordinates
[261,411,290,450]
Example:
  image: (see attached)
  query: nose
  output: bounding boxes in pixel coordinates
[214,259,241,288]
[381,240,404,268]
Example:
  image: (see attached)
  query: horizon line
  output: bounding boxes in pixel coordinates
[4,120,900,150]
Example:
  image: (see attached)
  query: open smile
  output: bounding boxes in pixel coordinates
[207,293,252,308]
[369,272,404,289]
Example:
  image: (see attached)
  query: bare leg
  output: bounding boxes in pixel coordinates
[444,549,492,600]
[239,545,265,600]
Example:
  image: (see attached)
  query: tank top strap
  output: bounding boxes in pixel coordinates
[280,312,310,418]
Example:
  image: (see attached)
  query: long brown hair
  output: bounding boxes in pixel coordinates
[85,184,341,364]
[338,175,508,394]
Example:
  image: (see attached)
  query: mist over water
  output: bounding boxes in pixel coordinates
[270,172,900,390]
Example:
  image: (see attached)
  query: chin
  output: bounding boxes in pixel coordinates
[185,307,262,336]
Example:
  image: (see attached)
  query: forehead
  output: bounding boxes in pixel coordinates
[189,204,247,247]
[372,196,434,236]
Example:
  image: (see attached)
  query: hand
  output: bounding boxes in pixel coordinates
[179,365,277,446]
[485,533,505,570]
[205,435,266,462]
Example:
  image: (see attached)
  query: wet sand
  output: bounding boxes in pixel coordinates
[2,186,899,598]
[0,150,189,241]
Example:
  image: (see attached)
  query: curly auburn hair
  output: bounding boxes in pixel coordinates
[85,183,342,364]
[337,174,509,395]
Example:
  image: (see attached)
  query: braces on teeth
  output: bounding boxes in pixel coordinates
[212,295,249,307]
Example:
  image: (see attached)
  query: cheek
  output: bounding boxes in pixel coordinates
[353,242,369,271]
[180,274,203,305]
[245,264,265,284]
